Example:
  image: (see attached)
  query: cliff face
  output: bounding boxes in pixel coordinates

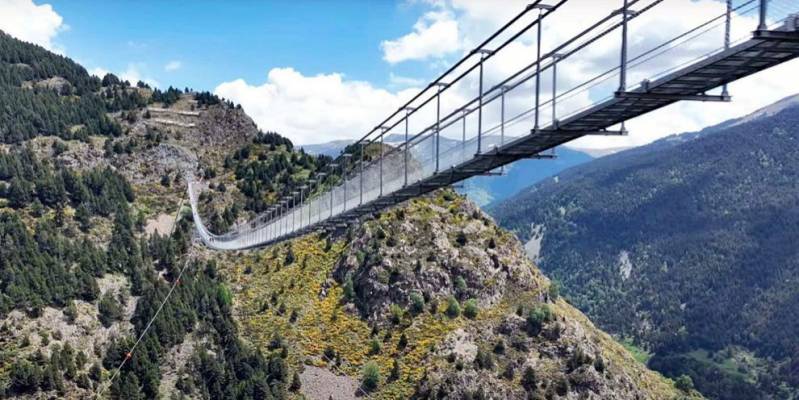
[215,189,699,399]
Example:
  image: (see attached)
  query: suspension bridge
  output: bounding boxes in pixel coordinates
[189,0,799,251]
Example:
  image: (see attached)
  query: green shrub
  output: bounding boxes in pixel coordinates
[389,304,403,324]
[675,374,695,392]
[323,346,336,361]
[369,338,381,355]
[409,292,425,314]
[362,361,381,391]
[474,349,493,370]
[548,280,561,300]
[446,297,460,318]
[343,277,355,301]
[502,364,515,380]
[389,359,401,382]
[456,231,468,246]
[398,333,408,350]
[454,276,467,293]
[98,292,123,328]
[284,247,295,265]
[64,301,78,323]
[289,371,301,392]
[594,355,606,373]
[526,304,553,336]
[463,299,478,319]
[521,366,537,392]
[493,339,505,355]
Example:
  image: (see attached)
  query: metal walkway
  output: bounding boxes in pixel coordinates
[190,0,799,251]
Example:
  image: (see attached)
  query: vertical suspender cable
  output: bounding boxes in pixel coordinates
[534,9,543,132]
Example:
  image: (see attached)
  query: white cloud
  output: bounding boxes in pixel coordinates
[0,0,65,51]
[215,68,419,145]
[216,0,799,152]
[89,63,160,88]
[119,63,159,87]
[381,10,460,64]
[388,0,799,150]
[388,72,425,88]
[88,67,109,79]
[164,60,182,72]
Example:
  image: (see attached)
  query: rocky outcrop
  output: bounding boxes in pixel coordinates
[335,191,542,325]
[326,189,699,399]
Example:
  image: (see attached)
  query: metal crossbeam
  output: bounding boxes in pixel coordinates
[615,92,731,102]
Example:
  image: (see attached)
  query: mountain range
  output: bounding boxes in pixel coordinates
[489,93,799,400]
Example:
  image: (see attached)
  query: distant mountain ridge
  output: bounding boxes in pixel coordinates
[489,95,799,400]
[302,134,594,206]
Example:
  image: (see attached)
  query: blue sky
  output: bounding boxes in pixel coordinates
[46,0,429,90]
[2,0,798,147]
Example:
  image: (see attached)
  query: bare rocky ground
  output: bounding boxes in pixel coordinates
[157,330,206,398]
[299,366,360,400]
[145,212,176,236]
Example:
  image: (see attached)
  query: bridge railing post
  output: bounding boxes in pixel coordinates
[433,86,441,174]
[403,108,413,187]
[379,129,386,196]
[292,191,298,233]
[535,10,543,132]
[307,180,315,227]
[299,185,306,232]
[270,208,275,241]
[433,84,446,173]
[461,109,466,161]
[343,154,351,212]
[497,86,508,174]
[326,165,336,219]
[552,54,562,127]
[758,0,768,31]
[722,0,731,96]
[278,202,283,238]
[619,0,629,93]
[284,199,289,236]
[477,51,491,153]
[359,146,364,205]
[316,172,326,224]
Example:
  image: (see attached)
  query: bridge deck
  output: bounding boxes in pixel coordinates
[314,30,799,229]
[190,25,799,250]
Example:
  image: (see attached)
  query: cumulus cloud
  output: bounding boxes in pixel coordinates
[381,10,460,64]
[388,72,426,88]
[89,64,160,88]
[0,0,65,51]
[164,60,182,72]
[390,0,799,150]
[216,0,798,151]
[215,68,419,145]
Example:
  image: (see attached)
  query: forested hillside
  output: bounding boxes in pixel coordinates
[1,29,699,400]
[0,32,292,399]
[490,95,799,400]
